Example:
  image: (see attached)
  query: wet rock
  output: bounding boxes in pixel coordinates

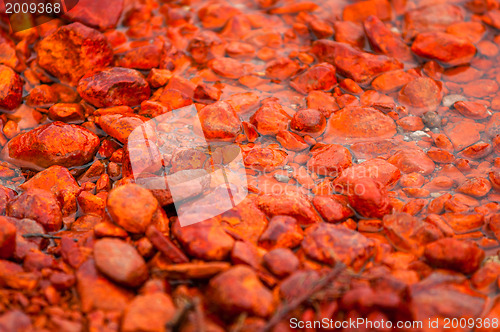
[306,144,352,176]
[343,0,391,23]
[347,177,392,219]
[454,101,488,119]
[0,217,15,259]
[48,103,86,123]
[388,148,435,175]
[398,77,443,115]
[265,57,300,81]
[107,184,159,234]
[312,195,354,223]
[208,266,274,317]
[97,113,152,144]
[78,67,151,107]
[312,40,403,83]
[94,238,148,288]
[410,273,485,325]
[290,109,326,137]
[198,101,241,140]
[456,177,492,197]
[383,213,443,255]
[263,248,299,278]
[302,223,375,270]
[0,65,23,110]
[1,122,100,170]
[424,238,484,274]
[76,259,133,313]
[371,70,416,93]
[403,4,464,40]
[64,0,123,30]
[257,192,322,225]
[258,216,304,249]
[250,101,291,136]
[172,218,235,261]
[486,112,500,138]
[325,107,397,142]
[444,120,482,150]
[290,63,337,94]
[122,293,176,332]
[36,23,113,86]
[364,15,413,62]
[0,186,16,215]
[19,165,80,216]
[276,130,309,151]
[208,57,253,79]
[411,32,476,66]
[244,147,288,171]
[334,158,401,189]
[7,189,63,232]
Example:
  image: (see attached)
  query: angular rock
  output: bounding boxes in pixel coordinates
[424,238,484,274]
[302,223,375,270]
[290,63,337,94]
[198,101,241,140]
[7,189,63,232]
[36,23,113,86]
[208,266,274,317]
[257,192,322,225]
[334,158,401,190]
[19,165,80,216]
[250,101,291,136]
[306,144,352,176]
[347,177,392,219]
[78,67,151,107]
[258,216,304,250]
[76,259,133,313]
[64,0,124,30]
[403,4,464,40]
[411,32,476,66]
[97,113,152,144]
[0,65,22,110]
[388,148,435,175]
[364,15,413,62]
[122,293,176,332]
[0,217,15,259]
[312,40,403,83]
[244,147,288,172]
[383,213,443,255]
[1,122,100,170]
[172,218,235,261]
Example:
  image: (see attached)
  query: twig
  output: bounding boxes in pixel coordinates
[22,234,78,242]
[262,263,346,332]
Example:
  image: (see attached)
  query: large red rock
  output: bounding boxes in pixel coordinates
[306,144,352,176]
[107,184,159,234]
[1,122,100,170]
[302,223,375,270]
[324,107,396,143]
[36,23,113,86]
[403,4,464,40]
[122,293,176,332]
[64,0,124,30]
[312,40,403,83]
[290,63,337,94]
[7,189,63,232]
[411,32,476,66]
[424,238,485,274]
[208,266,274,317]
[364,15,413,62]
[78,67,151,107]
[398,77,443,115]
[94,238,148,288]
[388,148,435,175]
[198,101,241,140]
[0,65,22,110]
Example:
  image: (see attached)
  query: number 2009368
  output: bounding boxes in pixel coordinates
[5,1,61,14]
